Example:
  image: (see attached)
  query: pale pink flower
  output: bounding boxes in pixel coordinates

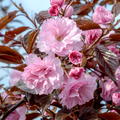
[6,110,20,120]
[69,51,83,65]
[37,17,83,56]
[112,92,120,106]
[6,106,26,120]
[62,5,73,17]
[22,54,63,95]
[50,0,64,7]
[48,4,59,16]
[100,79,118,101]
[83,29,102,44]
[59,74,97,109]
[69,67,84,79]
[10,70,22,86]
[110,110,119,114]
[93,6,113,24]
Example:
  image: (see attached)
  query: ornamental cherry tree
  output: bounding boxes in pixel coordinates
[1,0,120,120]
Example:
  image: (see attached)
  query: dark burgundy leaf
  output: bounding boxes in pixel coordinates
[73,3,93,16]
[112,2,120,16]
[98,112,120,120]
[4,27,29,44]
[26,30,39,53]
[0,46,23,64]
[26,113,41,120]
[100,0,113,5]
[109,33,120,41]
[75,19,101,30]
[95,45,119,83]
[0,11,17,30]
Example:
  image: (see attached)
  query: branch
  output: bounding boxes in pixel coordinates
[11,0,37,28]
[1,97,26,120]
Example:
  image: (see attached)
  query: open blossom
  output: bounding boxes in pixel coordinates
[48,4,59,16]
[50,0,64,7]
[22,54,63,95]
[83,29,102,45]
[112,92,120,106]
[6,106,26,120]
[69,51,83,65]
[62,5,73,17]
[100,79,118,101]
[37,17,83,56]
[69,67,84,79]
[59,73,97,109]
[9,70,22,86]
[93,6,113,24]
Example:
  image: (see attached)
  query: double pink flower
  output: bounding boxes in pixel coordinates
[48,0,73,17]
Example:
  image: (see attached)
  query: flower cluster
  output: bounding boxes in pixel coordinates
[3,0,120,119]
[22,54,64,95]
[20,3,119,110]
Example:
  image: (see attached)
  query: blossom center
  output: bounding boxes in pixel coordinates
[56,35,63,41]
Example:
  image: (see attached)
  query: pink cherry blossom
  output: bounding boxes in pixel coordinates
[50,0,64,7]
[112,92,120,106]
[22,54,63,95]
[59,73,97,109]
[6,106,26,120]
[48,4,59,16]
[62,5,73,17]
[93,6,113,24]
[100,79,118,101]
[37,17,83,56]
[69,51,83,65]
[83,29,102,44]
[6,110,20,120]
[69,67,84,79]
[10,70,22,86]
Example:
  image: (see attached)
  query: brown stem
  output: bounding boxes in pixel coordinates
[11,0,37,28]
[1,97,26,120]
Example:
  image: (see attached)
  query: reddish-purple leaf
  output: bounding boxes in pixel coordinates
[26,30,39,53]
[98,112,120,120]
[109,33,120,41]
[0,46,23,64]
[95,45,119,84]
[73,3,93,16]
[75,19,101,30]
[26,113,41,120]
[0,11,17,30]
[4,27,29,44]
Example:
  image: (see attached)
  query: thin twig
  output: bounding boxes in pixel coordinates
[1,97,26,120]
[11,0,37,28]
